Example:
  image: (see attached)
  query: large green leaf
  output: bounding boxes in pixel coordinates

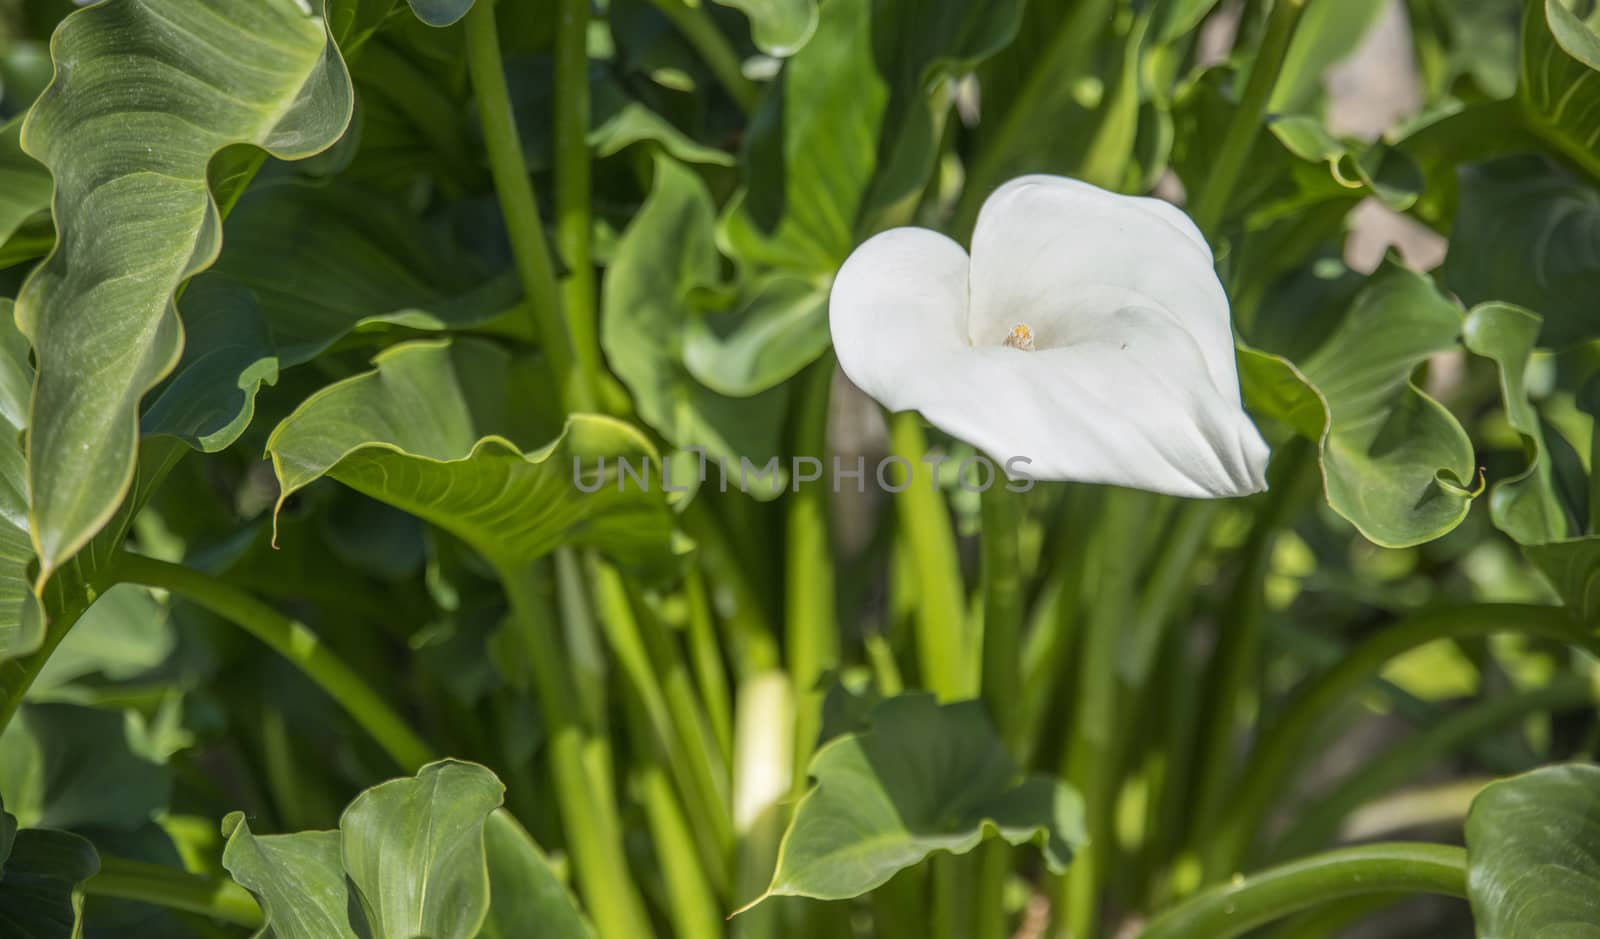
[1520,0,1600,181]
[738,693,1085,908]
[712,0,817,57]
[267,338,677,573]
[0,119,50,266]
[603,153,787,491]
[0,827,98,939]
[1442,157,1600,348]
[1465,763,1600,937]
[479,810,594,939]
[223,763,582,939]
[341,760,503,939]
[14,0,353,582]
[1239,264,1477,547]
[221,815,354,939]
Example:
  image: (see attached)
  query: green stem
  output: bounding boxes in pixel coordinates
[683,499,780,676]
[1204,603,1598,880]
[651,0,759,113]
[109,551,431,773]
[685,569,735,765]
[465,1,584,410]
[1190,440,1313,879]
[1059,488,1153,939]
[978,486,1024,744]
[86,856,263,929]
[787,358,839,793]
[1141,843,1467,939]
[498,561,656,939]
[1188,0,1308,235]
[1274,676,1595,859]
[889,412,970,700]
[555,0,602,407]
[590,559,733,895]
[975,487,1024,939]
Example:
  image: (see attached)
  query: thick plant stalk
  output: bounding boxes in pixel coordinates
[464,1,586,410]
[888,412,971,700]
[554,0,603,408]
[786,358,839,792]
[1141,843,1467,939]
[975,486,1024,939]
[498,562,657,939]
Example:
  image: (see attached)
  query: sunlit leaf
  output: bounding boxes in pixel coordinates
[221,814,354,939]
[739,693,1085,908]
[268,338,677,574]
[683,274,829,397]
[14,0,353,581]
[603,153,787,492]
[479,810,594,939]
[341,760,503,939]
[1466,763,1600,937]
[1268,0,1387,115]
[1240,263,1476,547]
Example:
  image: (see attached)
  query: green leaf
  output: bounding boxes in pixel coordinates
[1462,302,1570,544]
[1465,763,1600,937]
[739,693,1085,908]
[479,810,594,939]
[1240,263,1477,547]
[712,0,817,57]
[683,274,829,397]
[267,338,677,574]
[1267,116,1423,211]
[1523,537,1600,624]
[1442,157,1600,349]
[221,814,354,939]
[341,760,503,939]
[0,119,50,265]
[590,80,735,167]
[0,300,43,664]
[603,153,787,492]
[0,702,171,833]
[405,0,473,27]
[15,0,353,581]
[1520,0,1600,181]
[143,181,520,453]
[0,828,99,939]
[722,0,886,274]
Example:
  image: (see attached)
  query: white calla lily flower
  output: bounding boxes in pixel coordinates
[830,174,1270,499]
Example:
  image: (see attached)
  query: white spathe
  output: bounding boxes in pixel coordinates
[829,174,1270,499]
